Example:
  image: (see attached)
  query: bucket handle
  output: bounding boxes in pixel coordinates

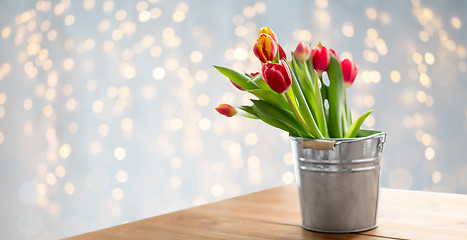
[302,139,336,150]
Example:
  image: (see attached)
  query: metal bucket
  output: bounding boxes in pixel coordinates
[290,130,386,233]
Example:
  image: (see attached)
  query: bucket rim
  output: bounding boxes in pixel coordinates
[289,129,386,144]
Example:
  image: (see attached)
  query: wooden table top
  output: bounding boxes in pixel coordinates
[65,184,467,240]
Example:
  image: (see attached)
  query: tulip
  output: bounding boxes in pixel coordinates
[341,59,359,89]
[311,43,330,76]
[230,80,245,91]
[278,44,287,60]
[258,26,277,42]
[329,48,340,62]
[261,59,292,94]
[293,41,312,61]
[253,33,277,63]
[215,104,237,117]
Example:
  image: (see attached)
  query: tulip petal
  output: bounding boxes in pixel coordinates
[253,33,277,63]
[293,41,312,61]
[341,59,359,89]
[312,45,330,73]
[258,26,277,42]
[264,68,287,93]
[261,61,292,94]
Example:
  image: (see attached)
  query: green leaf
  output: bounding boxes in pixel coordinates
[356,129,382,137]
[248,89,291,111]
[251,99,309,137]
[312,71,329,138]
[303,59,316,84]
[285,86,298,110]
[292,55,328,138]
[251,104,304,137]
[291,57,319,123]
[326,54,345,138]
[306,57,315,79]
[285,61,323,138]
[344,110,374,138]
[342,113,349,135]
[320,81,328,103]
[214,65,259,90]
[238,106,259,119]
[291,57,307,87]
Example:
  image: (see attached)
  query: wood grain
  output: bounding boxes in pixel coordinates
[64,185,467,240]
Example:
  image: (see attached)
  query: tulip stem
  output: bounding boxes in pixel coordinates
[343,91,352,134]
[284,91,314,138]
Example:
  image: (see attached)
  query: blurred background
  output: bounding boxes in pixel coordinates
[0,0,466,239]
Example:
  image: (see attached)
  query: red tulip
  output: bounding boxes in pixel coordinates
[278,44,287,60]
[329,48,340,62]
[215,104,237,117]
[261,59,292,94]
[230,80,245,91]
[312,43,330,76]
[293,41,312,61]
[341,59,359,89]
[253,33,277,63]
[258,26,277,42]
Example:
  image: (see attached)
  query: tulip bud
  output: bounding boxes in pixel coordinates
[253,33,277,63]
[278,44,287,60]
[230,80,245,91]
[258,26,277,42]
[215,104,237,117]
[341,59,359,89]
[261,59,292,93]
[329,48,340,62]
[293,41,312,61]
[312,43,330,76]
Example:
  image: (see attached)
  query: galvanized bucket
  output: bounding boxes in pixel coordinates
[290,130,386,233]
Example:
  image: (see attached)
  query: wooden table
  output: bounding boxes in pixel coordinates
[65,184,467,240]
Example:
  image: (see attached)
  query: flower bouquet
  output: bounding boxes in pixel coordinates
[214,27,386,233]
[214,26,374,139]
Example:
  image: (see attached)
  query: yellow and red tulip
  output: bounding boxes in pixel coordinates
[215,104,237,117]
[293,41,312,61]
[311,43,330,76]
[253,33,277,63]
[258,26,277,42]
[261,59,292,93]
[341,59,359,89]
